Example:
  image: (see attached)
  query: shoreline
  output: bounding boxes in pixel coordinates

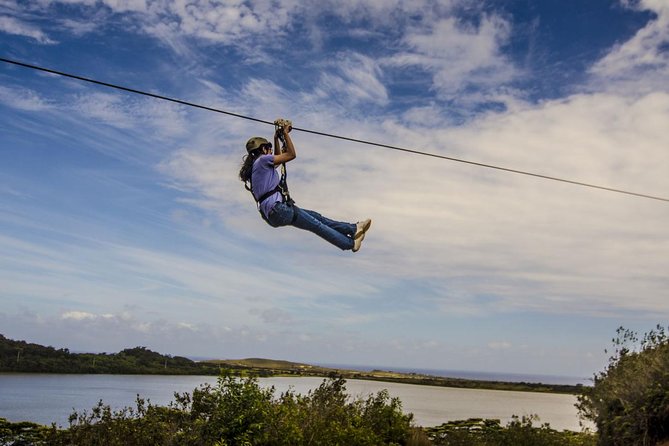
[0,335,585,395]
[198,358,585,394]
[1,364,584,394]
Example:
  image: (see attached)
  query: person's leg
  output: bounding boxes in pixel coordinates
[291,206,355,250]
[301,209,356,238]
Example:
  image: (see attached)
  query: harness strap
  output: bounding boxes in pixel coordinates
[246,179,297,227]
[257,185,282,205]
[276,132,292,204]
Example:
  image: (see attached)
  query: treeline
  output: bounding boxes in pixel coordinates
[0,334,220,375]
[0,334,579,393]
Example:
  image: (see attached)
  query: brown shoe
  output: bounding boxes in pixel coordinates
[353,232,365,252]
[355,218,372,239]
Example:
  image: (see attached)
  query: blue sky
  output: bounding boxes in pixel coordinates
[1,0,668,380]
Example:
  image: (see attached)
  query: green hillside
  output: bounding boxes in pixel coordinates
[0,334,220,375]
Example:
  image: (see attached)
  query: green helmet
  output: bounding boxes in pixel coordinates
[245,136,270,153]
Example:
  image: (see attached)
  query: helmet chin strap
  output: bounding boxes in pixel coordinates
[273,118,293,206]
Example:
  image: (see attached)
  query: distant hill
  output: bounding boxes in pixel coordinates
[0,334,582,394]
[0,334,220,375]
[206,357,318,370]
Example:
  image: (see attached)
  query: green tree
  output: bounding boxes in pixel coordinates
[577,325,669,446]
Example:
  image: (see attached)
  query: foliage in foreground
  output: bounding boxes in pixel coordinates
[1,418,50,446]
[424,416,595,446]
[35,376,414,445]
[1,375,598,446]
[577,325,669,446]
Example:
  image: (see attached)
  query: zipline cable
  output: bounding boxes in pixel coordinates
[2,56,668,204]
[0,57,272,126]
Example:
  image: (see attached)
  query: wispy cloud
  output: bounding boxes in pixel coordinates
[61,310,98,321]
[316,52,389,106]
[71,92,136,128]
[58,17,98,35]
[69,91,189,137]
[0,14,56,43]
[590,1,669,93]
[383,15,517,101]
[0,85,52,110]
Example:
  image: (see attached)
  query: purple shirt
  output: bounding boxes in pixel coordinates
[252,154,282,218]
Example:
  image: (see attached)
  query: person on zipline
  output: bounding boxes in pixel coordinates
[240,122,371,252]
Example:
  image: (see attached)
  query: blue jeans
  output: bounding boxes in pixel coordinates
[267,202,356,250]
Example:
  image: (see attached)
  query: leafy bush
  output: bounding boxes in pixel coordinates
[1,418,50,446]
[37,376,415,445]
[577,325,669,446]
[425,416,595,446]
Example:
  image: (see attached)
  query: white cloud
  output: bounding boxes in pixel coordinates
[317,52,389,105]
[101,0,148,13]
[590,0,669,93]
[61,311,95,320]
[401,103,445,127]
[68,91,188,138]
[315,0,453,25]
[0,15,56,43]
[384,15,517,99]
[622,0,669,15]
[59,17,98,35]
[0,85,52,111]
[122,0,298,44]
[72,92,135,129]
[177,322,196,331]
[11,0,299,58]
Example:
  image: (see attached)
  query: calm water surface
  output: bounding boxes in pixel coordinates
[0,374,589,431]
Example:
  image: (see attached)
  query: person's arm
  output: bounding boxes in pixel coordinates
[273,127,296,165]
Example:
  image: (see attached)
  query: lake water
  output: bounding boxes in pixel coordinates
[0,374,591,431]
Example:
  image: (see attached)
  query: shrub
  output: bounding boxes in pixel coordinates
[577,325,669,446]
[39,376,414,445]
[426,416,596,446]
[0,417,50,446]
